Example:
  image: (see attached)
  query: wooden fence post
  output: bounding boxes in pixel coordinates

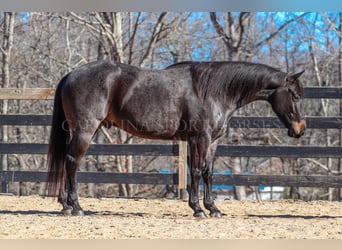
[178,140,188,199]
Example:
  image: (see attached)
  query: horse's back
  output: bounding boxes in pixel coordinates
[60,60,211,139]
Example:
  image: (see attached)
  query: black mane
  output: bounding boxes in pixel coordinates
[168,61,286,106]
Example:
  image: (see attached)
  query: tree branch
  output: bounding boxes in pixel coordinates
[209,12,232,50]
[139,12,168,67]
[125,12,141,64]
[255,12,310,48]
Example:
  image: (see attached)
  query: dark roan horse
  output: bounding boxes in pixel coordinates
[46,60,306,218]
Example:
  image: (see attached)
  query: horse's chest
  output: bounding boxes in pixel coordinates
[208,104,230,139]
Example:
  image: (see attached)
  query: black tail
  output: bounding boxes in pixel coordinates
[46,74,70,197]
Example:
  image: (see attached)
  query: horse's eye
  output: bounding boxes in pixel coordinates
[288,87,300,102]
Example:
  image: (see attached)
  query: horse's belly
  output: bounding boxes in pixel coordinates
[108,108,182,140]
[109,74,189,139]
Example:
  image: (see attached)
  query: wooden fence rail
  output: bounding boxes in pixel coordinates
[1,115,342,129]
[1,87,342,100]
[0,171,341,188]
[1,87,342,195]
[1,143,342,158]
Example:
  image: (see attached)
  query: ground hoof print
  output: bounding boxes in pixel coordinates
[193,211,207,218]
[71,209,85,216]
[209,211,222,218]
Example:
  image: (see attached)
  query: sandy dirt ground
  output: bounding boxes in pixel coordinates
[0,194,341,239]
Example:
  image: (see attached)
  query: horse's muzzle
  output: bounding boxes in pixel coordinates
[288,120,306,138]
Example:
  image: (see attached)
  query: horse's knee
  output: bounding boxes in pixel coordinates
[191,167,202,177]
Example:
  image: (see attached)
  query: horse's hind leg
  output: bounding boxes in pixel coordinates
[59,130,96,216]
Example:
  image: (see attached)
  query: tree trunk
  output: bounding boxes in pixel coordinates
[1,12,15,192]
[338,12,342,201]
[232,157,246,200]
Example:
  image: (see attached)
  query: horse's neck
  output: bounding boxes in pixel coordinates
[214,65,284,110]
[228,81,278,110]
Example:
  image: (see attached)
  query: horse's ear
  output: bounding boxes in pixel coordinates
[286,70,305,84]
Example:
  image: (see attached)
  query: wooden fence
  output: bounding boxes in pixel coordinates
[1,87,342,196]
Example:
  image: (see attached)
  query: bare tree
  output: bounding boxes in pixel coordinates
[0,12,15,191]
[339,12,342,201]
[210,12,251,60]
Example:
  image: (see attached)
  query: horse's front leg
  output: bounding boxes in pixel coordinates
[189,164,206,217]
[202,141,222,217]
[202,162,222,217]
[188,136,208,218]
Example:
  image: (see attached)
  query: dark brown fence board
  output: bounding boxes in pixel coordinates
[87,144,178,156]
[1,115,342,129]
[1,143,342,158]
[1,171,341,187]
[0,115,52,126]
[215,145,342,158]
[0,171,178,185]
[0,143,177,156]
[304,87,342,99]
[229,116,342,129]
[0,171,47,182]
[0,143,48,154]
[77,172,179,184]
[213,174,342,188]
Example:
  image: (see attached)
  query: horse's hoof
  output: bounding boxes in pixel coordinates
[61,208,73,216]
[193,211,207,218]
[210,211,222,218]
[72,209,85,216]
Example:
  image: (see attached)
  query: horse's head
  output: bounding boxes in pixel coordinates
[267,70,306,138]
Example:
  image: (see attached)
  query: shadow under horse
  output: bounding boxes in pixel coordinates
[46,60,305,218]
